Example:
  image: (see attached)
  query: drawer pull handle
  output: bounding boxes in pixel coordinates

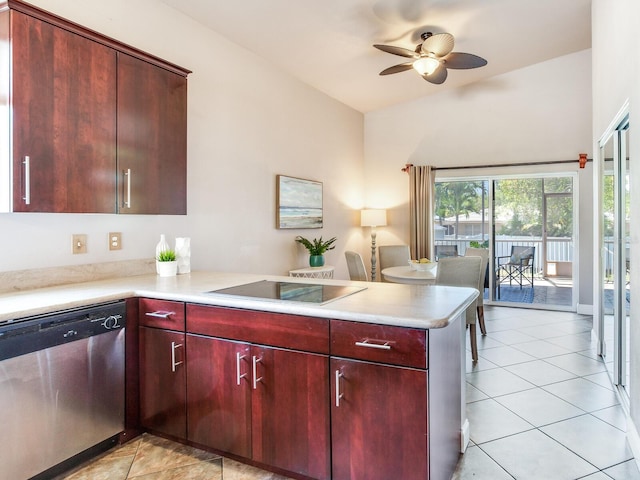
[145,311,175,319]
[252,355,263,389]
[171,342,183,372]
[355,339,392,350]
[236,352,248,385]
[335,369,344,407]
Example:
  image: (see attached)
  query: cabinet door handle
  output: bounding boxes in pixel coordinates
[355,339,392,350]
[124,168,131,208]
[171,341,183,372]
[252,355,263,389]
[236,352,248,385]
[23,156,30,205]
[335,369,344,407]
[145,311,175,319]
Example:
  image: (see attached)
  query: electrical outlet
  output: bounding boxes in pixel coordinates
[109,232,122,250]
[72,234,87,254]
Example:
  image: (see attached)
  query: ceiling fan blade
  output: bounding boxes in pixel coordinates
[422,64,447,84]
[379,63,414,75]
[444,52,488,69]
[421,33,454,57]
[374,44,419,59]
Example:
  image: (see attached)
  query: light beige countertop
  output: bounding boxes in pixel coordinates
[0,271,478,329]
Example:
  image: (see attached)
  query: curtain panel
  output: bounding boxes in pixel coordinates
[408,165,435,261]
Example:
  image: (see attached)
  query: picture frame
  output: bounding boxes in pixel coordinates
[276,175,323,229]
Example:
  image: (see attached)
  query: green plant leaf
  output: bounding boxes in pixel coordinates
[157,249,176,262]
[295,235,337,255]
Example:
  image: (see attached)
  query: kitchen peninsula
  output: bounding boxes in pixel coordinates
[0,271,477,480]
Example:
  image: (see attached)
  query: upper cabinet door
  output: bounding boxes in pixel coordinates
[11,11,117,213]
[117,53,187,215]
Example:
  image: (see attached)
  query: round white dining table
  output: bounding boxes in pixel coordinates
[381,265,437,285]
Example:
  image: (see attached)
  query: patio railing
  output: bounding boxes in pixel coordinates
[435,237,574,275]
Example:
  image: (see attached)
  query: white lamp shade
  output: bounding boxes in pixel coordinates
[361,209,387,227]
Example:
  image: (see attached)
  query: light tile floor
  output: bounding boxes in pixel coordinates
[455,305,640,480]
[57,306,640,480]
[56,433,293,480]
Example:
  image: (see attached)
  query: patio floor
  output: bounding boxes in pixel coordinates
[488,276,573,308]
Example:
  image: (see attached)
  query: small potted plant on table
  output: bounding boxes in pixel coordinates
[156,249,178,277]
[295,236,337,267]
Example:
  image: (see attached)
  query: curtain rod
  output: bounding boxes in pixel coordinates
[401,154,590,173]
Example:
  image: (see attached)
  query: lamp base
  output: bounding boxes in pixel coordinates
[370,229,378,281]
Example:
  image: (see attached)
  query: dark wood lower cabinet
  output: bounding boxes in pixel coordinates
[251,346,330,479]
[330,358,429,480]
[186,333,330,480]
[186,335,252,457]
[139,326,187,439]
[134,301,458,480]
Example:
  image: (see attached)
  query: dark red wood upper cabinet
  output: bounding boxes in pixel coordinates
[117,53,187,215]
[0,1,189,214]
[11,10,117,213]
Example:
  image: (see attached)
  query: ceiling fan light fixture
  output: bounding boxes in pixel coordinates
[412,56,440,76]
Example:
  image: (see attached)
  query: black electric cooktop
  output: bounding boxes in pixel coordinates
[207,280,366,305]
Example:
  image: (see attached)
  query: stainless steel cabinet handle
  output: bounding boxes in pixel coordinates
[23,156,30,205]
[355,339,392,350]
[145,311,175,319]
[252,355,263,389]
[124,168,131,208]
[171,341,183,372]
[335,369,344,407]
[236,352,248,385]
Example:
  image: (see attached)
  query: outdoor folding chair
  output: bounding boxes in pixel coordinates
[496,246,535,295]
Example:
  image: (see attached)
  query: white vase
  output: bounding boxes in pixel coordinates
[155,234,170,274]
[175,237,191,274]
[157,261,178,277]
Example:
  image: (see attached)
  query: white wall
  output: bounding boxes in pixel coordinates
[363,50,593,304]
[592,0,640,452]
[0,0,365,280]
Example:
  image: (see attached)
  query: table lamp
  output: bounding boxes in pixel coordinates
[360,209,387,281]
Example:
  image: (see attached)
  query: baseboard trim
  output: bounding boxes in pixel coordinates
[576,303,593,315]
[627,418,640,470]
[460,418,470,453]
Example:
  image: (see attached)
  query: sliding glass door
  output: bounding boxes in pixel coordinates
[435,174,576,310]
[599,115,630,399]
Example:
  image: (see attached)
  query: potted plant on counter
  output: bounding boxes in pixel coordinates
[156,249,178,277]
[295,235,337,267]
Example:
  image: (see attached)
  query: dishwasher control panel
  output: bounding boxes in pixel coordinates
[0,300,126,361]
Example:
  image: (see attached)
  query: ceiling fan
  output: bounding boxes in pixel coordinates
[374,32,487,84]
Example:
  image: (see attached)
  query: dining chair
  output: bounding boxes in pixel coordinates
[435,256,483,362]
[464,247,489,335]
[434,244,458,261]
[378,245,411,281]
[345,251,368,281]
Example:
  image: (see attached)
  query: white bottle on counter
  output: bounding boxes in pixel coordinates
[155,234,170,273]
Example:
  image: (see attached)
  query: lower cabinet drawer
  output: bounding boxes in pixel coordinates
[139,298,186,330]
[186,304,329,354]
[330,320,427,369]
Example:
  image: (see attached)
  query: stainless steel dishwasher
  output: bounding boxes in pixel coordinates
[0,300,126,480]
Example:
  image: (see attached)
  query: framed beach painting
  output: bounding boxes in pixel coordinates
[276,175,323,229]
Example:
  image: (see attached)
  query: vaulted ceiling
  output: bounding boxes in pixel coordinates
[162,0,592,113]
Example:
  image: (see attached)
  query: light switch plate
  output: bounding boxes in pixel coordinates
[109,232,122,250]
[72,234,87,254]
